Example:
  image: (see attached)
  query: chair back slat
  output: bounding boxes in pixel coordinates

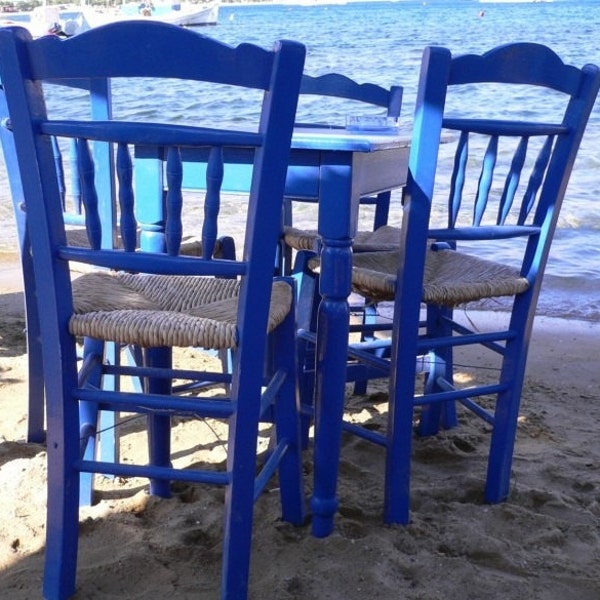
[473,133,498,226]
[76,137,101,250]
[519,135,554,225]
[66,140,83,218]
[28,22,277,89]
[165,146,183,256]
[448,42,584,93]
[497,135,527,225]
[116,142,137,252]
[51,136,66,209]
[448,130,467,227]
[202,145,224,260]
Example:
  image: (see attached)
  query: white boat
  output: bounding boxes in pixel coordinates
[114,1,219,27]
[0,1,219,37]
[89,1,220,28]
[0,5,93,37]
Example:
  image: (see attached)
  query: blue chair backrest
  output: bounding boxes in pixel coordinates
[0,21,305,348]
[297,72,403,126]
[288,72,403,227]
[411,43,600,288]
[396,42,600,351]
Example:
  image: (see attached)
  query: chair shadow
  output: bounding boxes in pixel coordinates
[0,440,45,469]
[0,481,228,599]
[0,432,290,599]
[0,289,27,360]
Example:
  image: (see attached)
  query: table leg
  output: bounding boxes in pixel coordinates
[310,160,356,538]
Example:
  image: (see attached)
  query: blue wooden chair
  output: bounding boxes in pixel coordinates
[0,78,112,446]
[0,77,121,507]
[280,72,403,275]
[282,73,403,404]
[0,21,305,600]
[0,77,236,473]
[301,43,600,529]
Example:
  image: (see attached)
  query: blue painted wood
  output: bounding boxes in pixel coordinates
[383,44,453,526]
[146,123,409,544]
[299,72,402,116]
[51,136,66,208]
[0,21,306,600]
[202,146,223,259]
[165,146,183,256]
[286,75,403,398]
[0,87,46,443]
[282,75,403,274]
[0,76,113,448]
[305,42,600,529]
[116,142,137,252]
[497,136,527,225]
[66,139,82,218]
[520,135,554,225]
[474,134,497,226]
[77,139,102,250]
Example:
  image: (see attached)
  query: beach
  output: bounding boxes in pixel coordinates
[1,254,600,599]
[1,1,600,596]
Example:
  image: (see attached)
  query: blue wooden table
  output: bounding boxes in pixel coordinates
[290,128,409,537]
[135,126,410,537]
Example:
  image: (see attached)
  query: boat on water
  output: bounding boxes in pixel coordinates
[0,1,219,37]
[101,0,219,27]
[0,5,93,37]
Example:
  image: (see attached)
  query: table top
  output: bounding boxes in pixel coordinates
[291,126,410,152]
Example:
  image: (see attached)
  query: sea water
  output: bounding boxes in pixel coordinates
[1,0,600,320]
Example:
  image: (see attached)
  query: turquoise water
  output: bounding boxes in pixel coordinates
[2,0,600,320]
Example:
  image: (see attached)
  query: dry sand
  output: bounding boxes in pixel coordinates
[1,253,599,599]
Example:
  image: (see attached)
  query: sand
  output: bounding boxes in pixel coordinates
[1,253,599,599]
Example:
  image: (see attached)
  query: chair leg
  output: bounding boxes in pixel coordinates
[43,353,81,600]
[352,302,378,395]
[293,251,320,447]
[145,347,173,498]
[383,283,426,525]
[485,306,530,503]
[221,292,305,598]
[383,348,416,526]
[297,333,316,449]
[221,477,255,599]
[78,337,105,506]
[98,341,120,468]
[272,306,306,525]
[485,384,521,504]
[22,254,46,443]
[418,304,458,436]
[24,307,46,443]
[221,376,262,598]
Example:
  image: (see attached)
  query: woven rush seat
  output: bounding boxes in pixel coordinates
[71,272,292,349]
[309,247,529,305]
[283,224,401,253]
